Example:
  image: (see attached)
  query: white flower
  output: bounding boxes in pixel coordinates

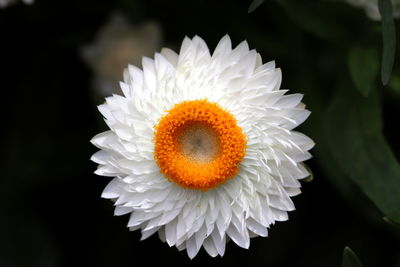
[82,13,162,96]
[346,0,400,20]
[0,0,32,8]
[91,35,314,258]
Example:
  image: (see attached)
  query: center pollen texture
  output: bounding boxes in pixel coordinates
[154,99,247,191]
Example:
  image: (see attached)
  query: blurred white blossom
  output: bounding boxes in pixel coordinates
[347,0,400,20]
[0,0,33,8]
[82,13,162,96]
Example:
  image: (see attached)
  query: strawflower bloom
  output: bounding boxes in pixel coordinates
[91,35,314,258]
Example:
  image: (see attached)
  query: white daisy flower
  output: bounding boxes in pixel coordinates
[346,0,400,20]
[0,0,33,8]
[91,35,314,258]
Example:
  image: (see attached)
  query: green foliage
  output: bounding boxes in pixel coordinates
[275,0,358,43]
[378,0,397,85]
[342,247,363,267]
[389,73,400,94]
[348,47,379,97]
[383,216,400,226]
[248,0,265,13]
[301,163,314,182]
[325,86,400,224]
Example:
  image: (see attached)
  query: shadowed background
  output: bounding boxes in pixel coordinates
[1,0,399,266]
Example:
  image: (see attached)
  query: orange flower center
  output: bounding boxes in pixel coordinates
[154,100,247,191]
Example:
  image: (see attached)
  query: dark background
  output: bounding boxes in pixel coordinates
[1,0,399,266]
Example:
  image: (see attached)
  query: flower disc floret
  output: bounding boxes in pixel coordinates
[154,99,247,191]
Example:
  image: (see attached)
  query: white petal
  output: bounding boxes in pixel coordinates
[91,150,110,165]
[203,237,218,257]
[114,206,132,216]
[186,235,201,259]
[226,223,250,249]
[275,94,303,108]
[141,226,160,240]
[160,47,179,67]
[165,218,178,246]
[213,35,232,58]
[246,218,268,237]
[101,178,123,199]
[194,225,208,253]
[142,57,157,92]
[119,82,132,98]
[211,229,226,256]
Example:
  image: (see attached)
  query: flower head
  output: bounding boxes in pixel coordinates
[346,0,400,20]
[91,35,314,258]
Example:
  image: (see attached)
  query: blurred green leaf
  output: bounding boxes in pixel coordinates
[275,0,355,43]
[324,87,400,224]
[342,247,363,267]
[348,47,379,97]
[389,73,400,94]
[382,216,400,226]
[378,0,396,85]
[248,0,265,13]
